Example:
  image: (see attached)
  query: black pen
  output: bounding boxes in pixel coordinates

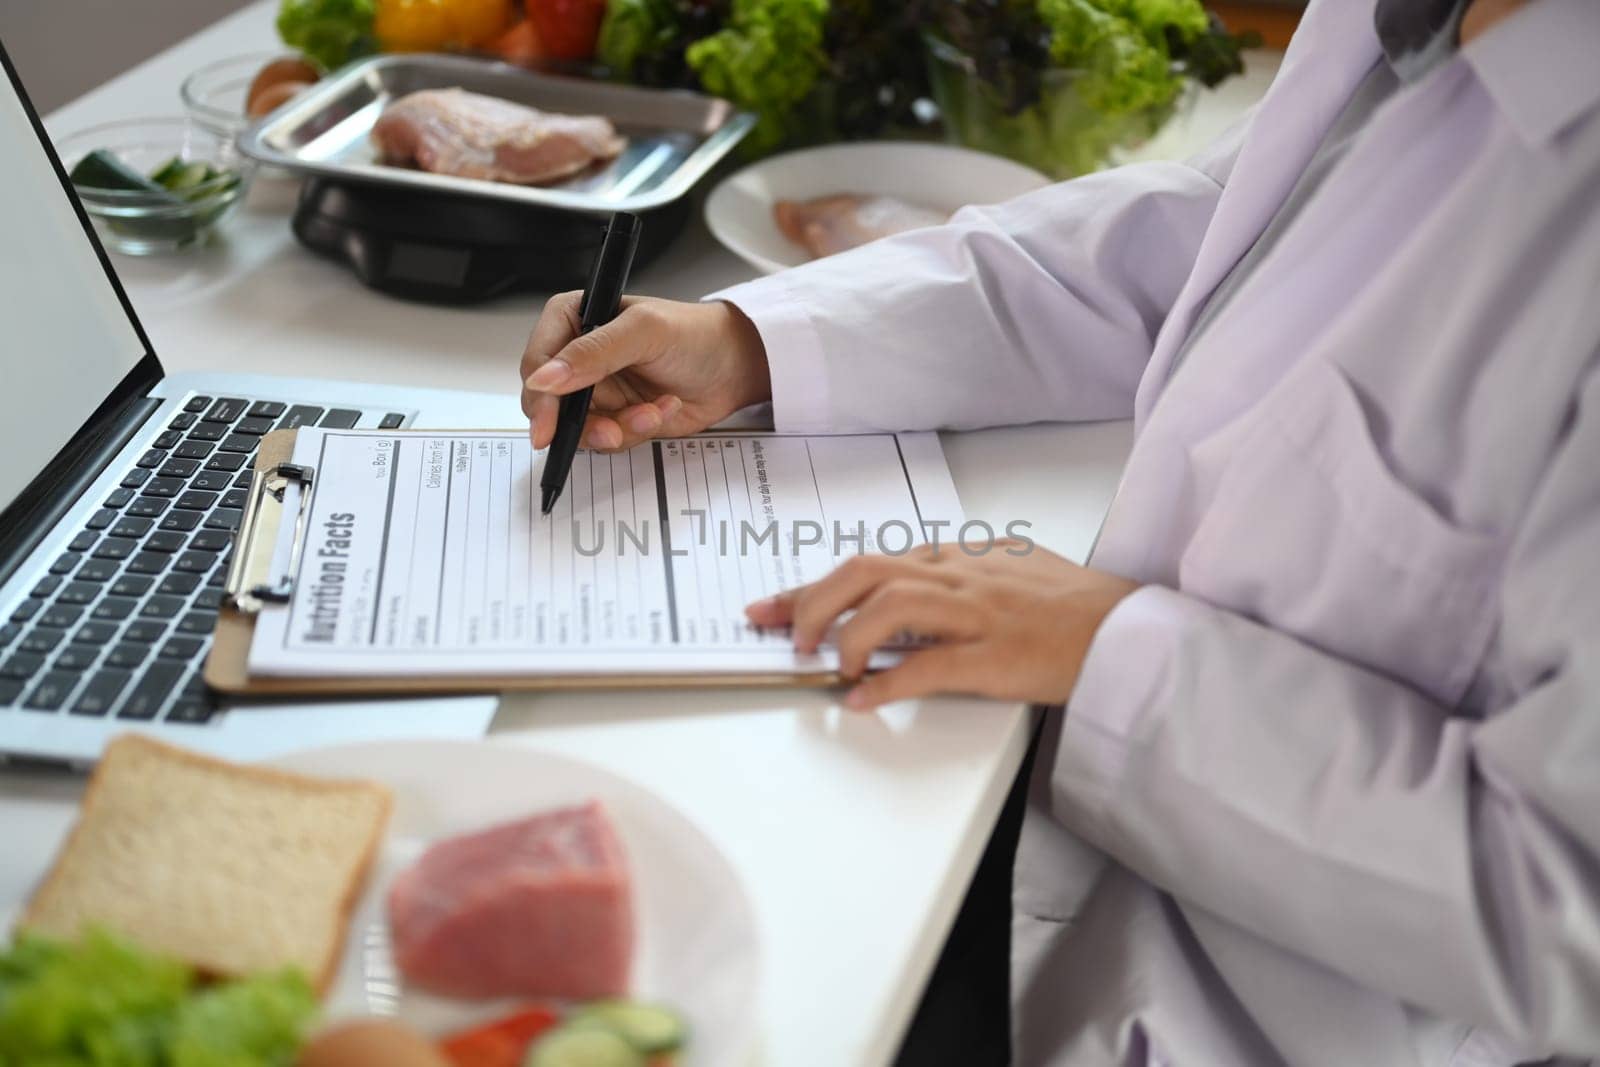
[540,212,642,516]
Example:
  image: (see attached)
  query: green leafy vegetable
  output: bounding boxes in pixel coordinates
[276,0,376,71]
[597,1,731,89]
[685,0,830,154]
[0,930,317,1067]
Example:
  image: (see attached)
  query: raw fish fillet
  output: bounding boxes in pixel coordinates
[372,88,626,185]
[387,800,634,999]
[773,194,949,259]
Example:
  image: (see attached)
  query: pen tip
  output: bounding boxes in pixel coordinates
[540,487,559,515]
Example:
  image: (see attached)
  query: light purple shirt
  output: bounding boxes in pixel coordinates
[714,0,1600,1062]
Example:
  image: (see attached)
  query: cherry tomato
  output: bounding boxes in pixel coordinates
[526,0,607,61]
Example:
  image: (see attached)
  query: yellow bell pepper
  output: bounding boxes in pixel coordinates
[374,0,515,53]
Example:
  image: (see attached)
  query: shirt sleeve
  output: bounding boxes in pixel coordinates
[1048,363,1600,1054]
[706,120,1249,435]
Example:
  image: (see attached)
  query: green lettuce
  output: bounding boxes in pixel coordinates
[686,0,830,154]
[0,930,316,1067]
[276,0,377,72]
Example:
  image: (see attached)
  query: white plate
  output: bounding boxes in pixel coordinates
[705,141,1050,275]
[270,740,760,1067]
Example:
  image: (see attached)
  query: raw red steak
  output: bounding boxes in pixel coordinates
[387,801,634,999]
[372,88,626,185]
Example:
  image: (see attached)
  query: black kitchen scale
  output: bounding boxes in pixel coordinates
[292,177,692,305]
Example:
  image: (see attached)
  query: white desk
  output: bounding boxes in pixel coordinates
[4,8,1273,1063]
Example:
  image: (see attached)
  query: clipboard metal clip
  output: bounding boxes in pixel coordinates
[223,462,315,615]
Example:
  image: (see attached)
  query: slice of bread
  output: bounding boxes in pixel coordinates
[23,734,391,994]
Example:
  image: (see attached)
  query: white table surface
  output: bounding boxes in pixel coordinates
[4,8,1276,1063]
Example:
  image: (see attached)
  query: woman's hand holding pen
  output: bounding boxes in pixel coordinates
[746,544,1140,712]
[520,294,771,452]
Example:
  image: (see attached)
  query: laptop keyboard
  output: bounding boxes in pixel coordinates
[0,395,407,725]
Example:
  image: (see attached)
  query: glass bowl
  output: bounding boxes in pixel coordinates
[55,117,254,255]
[181,51,305,139]
[923,33,1192,180]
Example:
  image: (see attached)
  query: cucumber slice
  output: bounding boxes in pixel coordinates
[524,1025,644,1067]
[568,1002,687,1055]
[157,160,214,192]
[70,149,169,194]
[148,156,187,187]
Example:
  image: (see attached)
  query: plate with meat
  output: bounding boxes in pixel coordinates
[268,739,760,1067]
[704,141,1050,275]
[238,54,754,213]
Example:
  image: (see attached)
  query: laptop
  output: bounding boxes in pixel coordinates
[0,44,505,766]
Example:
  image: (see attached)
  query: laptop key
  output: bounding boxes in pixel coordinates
[174,439,214,459]
[193,588,224,611]
[174,551,218,574]
[145,532,188,554]
[218,433,258,454]
[121,468,152,489]
[115,663,184,719]
[91,597,138,621]
[68,530,99,553]
[380,412,407,429]
[30,575,62,598]
[248,400,286,419]
[204,452,246,473]
[124,621,167,644]
[159,458,200,479]
[143,477,185,498]
[73,622,118,645]
[278,404,324,430]
[71,670,131,716]
[75,557,118,582]
[103,487,136,508]
[0,652,45,679]
[154,429,183,450]
[50,553,82,576]
[207,565,229,587]
[160,637,204,660]
[234,416,275,435]
[53,645,99,671]
[91,539,134,561]
[0,623,19,648]
[20,628,65,654]
[233,471,254,488]
[158,510,203,532]
[109,575,154,598]
[124,552,171,575]
[109,516,153,539]
[85,508,118,531]
[141,596,187,620]
[176,490,219,511]
[184,395,213,413]
[204,509,243,532]
[107,643,151,670]
[136,448,167,469]
[157,573,201,596]
[189,530,232,553]
[168,412,197,431]
[57,581,99,605]
[190,471,233,492]
[188,422,227,442]
[220,488,248,509]
[206,397,249,422]
[39,605,82,630]
[177,611,217,636]
[128,495,171,518]
[24,672,76,711]
[10,600,41,623]
[0,679,22,703]
[165,695,216,724]
[320,408,361,429]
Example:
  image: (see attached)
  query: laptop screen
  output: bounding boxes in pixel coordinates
[0,57,151,517]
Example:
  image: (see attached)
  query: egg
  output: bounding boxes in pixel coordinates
[296,1019,450,1067]
[246,57,320,115]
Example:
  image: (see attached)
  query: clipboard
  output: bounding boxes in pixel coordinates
[204,430,844,697]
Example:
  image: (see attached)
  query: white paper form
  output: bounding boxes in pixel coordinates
[247,430,965,677]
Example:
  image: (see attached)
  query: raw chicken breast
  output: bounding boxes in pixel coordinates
[372,88,626,185]
[773,194,949,259]
[387,801,634,999]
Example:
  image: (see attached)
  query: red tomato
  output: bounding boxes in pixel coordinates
[439,1006,562,1067]
[526,0,607,61]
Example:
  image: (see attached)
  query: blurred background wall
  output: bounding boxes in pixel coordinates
[0,0,254,113]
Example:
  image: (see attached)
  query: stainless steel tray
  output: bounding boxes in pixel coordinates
[238,54,755,213]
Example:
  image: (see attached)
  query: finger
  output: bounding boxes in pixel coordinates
[790,555,921,654]
[843,646,984,711]
[524,303,662,398]
[520,291,584,382]
[529,392,560,449]
[582,415,625,451]
[835,580,979,680]
[593,396,683,451]
[745,588,795,628]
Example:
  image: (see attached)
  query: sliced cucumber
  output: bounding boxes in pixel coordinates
[70,149,169,195]
[157,160,214,192]
[568,1001,687,1055]
[524,1025,644,1067]
[148,155,188,187]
